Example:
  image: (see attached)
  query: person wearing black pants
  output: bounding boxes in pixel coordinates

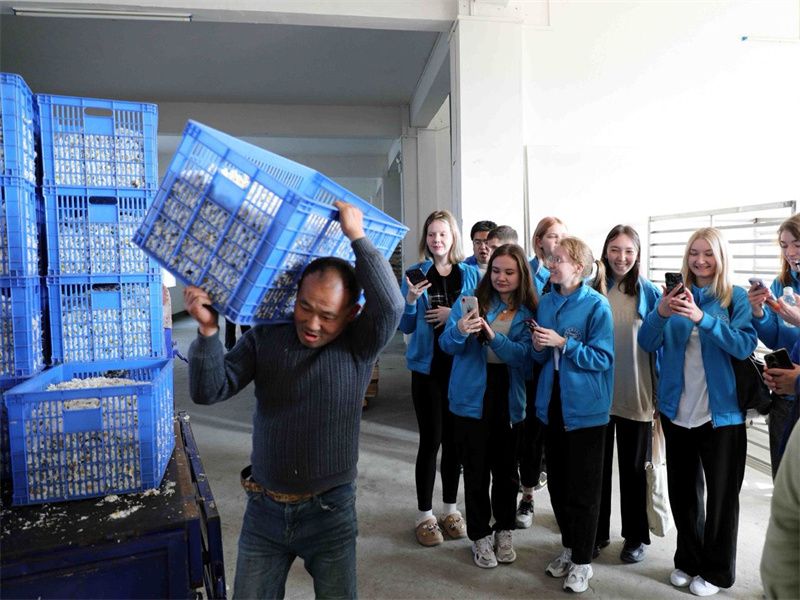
[454,364,521,543]
[638,227,758,597]
[399,210,480,546]
[596,225,661,562]
[531,236,615,593]
[410,353,460,530]
[660,419,747,589]
[515,373,545,528]
[225,318,251,351]
[545,376,607,567]
[596,417,651,556]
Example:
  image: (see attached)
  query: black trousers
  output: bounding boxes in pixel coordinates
[661,418,747,589]
[768,395,793,478]
[454,364,521,541]
[596,415,652,546]
[411,360,460,511]
[225,319,251,351]
[545,373,607,565]
[518,371,545,488]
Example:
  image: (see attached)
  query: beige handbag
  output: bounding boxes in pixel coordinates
[645,415,673,537]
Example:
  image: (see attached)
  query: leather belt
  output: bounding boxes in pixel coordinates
[240,466,329,504]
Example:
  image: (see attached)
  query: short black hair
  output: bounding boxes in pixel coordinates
[298,257,362,307]
[470,220,497,240]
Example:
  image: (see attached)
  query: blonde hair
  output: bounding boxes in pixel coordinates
[777,214,800,286]
[558,236,607,295]
[681,227,733,308]
[417,210,466,264]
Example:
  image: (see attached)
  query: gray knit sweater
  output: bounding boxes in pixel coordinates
[188,237,404,494]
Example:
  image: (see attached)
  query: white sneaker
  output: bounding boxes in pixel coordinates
[472,535,498,569]
[546,547,572,578]
[563,563,593,593]
[670,569,693,588]
[690,577,720,597]
[494,530,517,563]
[515,497,534,528]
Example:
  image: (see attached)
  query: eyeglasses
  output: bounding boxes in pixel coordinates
[547,256,570,266]
[473,239,491,248]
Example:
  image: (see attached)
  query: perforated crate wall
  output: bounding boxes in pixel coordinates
[1,377,26,480]
[0,276,44,379]
[5,358,174,505]
[134,120,407,324]
[42,188,159,276]
[47,274,164,364]
[1,177,39,277]
[0,73,37,185]
[38,95,157,190]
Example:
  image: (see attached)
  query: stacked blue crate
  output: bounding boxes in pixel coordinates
[5,358,174,505]
[0,74,43,481]
[37,94,164,363]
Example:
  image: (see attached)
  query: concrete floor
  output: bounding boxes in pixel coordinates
[172,313,774,600]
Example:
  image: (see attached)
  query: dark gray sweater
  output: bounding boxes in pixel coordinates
[188,237,404,494]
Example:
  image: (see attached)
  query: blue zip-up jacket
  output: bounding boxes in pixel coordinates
[398,261,480,374]
[753,271,800,353]
[532,282,615,430]
[464,255,479,267]
[529,257,551,297]
[439,293,534,424]
[638,284,757,427]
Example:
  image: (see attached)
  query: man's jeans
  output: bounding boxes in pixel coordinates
[233,482,358,599]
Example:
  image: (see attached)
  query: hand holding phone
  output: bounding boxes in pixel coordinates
[405,268,427,286]
[665,272,684,295]
[748,277,765,290]
[458,296,481,336]
[765,348,794,370]
[523,317,539,332]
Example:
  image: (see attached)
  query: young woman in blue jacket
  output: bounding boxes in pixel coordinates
[515,216,568,529]
[595,225,661,564]
[439,244,536,570]
[638,227,758,597]
[399,210,480,547]
[531,236,614,594]
[747,213,800,477]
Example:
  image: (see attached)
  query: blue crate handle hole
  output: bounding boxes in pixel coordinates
[62,398,103,433]
[84,106,113,118]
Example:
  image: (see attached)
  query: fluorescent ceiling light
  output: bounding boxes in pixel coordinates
[12,7,193,21]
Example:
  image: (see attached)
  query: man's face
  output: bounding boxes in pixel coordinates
[294,272,358,348]
[472,231,492,265]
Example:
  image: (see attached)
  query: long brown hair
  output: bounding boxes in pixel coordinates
[475,244,538,316]
[558,236,608,296]
[417,210,466,264]
[601,225,641,297]
[777,214,800,286]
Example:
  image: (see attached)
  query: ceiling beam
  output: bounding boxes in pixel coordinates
[409,32,451,128]
[1,0,458,31]
[157,102,403,138]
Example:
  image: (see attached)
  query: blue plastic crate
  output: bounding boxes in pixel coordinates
[38,94,158,190]
[1,377,27,480]
[0,73,37,185]
[0,276,44,378]
[0,176,40,277]
[133,120,407,323]
[42,187,159,276]
[4,358,174,505]
[47,273,164,364]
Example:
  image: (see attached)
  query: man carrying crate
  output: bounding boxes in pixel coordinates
[184,201,404,599]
